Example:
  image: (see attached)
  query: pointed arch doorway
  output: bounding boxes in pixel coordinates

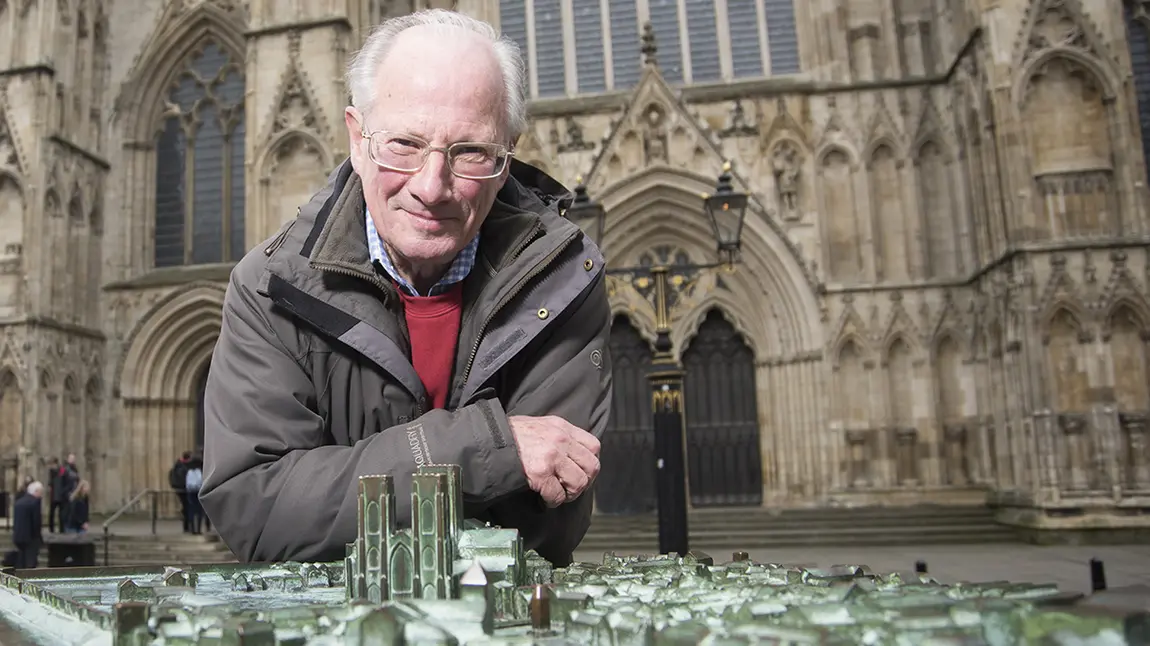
[594,315,657,515]
[682,309,764,506]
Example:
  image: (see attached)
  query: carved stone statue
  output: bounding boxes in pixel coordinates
[772,141,801,219]
[643,104,669,164]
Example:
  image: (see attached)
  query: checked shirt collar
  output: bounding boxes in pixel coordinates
[365,207,478,297]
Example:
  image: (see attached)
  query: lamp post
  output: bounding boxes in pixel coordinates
[566,162,749,556]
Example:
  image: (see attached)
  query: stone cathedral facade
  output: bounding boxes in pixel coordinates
[0,0,1148,538]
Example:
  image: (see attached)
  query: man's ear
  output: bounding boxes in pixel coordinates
[345,107,366,173]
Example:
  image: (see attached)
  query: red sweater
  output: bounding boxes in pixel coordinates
[397,283,463,410]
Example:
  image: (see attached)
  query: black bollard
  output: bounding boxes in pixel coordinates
[915,560,928,574]
[1090,558,1107,592]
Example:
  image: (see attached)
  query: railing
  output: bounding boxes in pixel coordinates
[100,488,164,566]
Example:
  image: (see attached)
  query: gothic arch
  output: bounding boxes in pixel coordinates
[596,166,821,360]
[118,283,226,401]
[914,136,953,165]
[881,330,922,363]
[257,129,333,178]
[39,367,55,393]
[85,375,102,402]
[607,300,658,348]
[0,170,24,194]
[864,137,904,167]
[1013,49,1119,110]
[815,143,860,170]
[1102,296,1150,340]
[1041,300,1093,344]
[830,332,873,368]
[254,129,333,238]
[676,296,763,363]
[115,5,246,141]
[0,364,24,393]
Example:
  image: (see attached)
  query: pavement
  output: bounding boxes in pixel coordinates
[573,543,1150,595]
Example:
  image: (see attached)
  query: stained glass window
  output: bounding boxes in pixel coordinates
[154,39,246,268]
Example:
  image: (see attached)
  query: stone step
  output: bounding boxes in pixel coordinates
[584,506,999,531]
[590,504,997,521]
[584,516,1002,534]
[576,526,1020,552]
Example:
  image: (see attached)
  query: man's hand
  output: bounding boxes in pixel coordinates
[508,415,601,508]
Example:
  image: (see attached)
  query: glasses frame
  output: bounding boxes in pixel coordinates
[359,128,513,180]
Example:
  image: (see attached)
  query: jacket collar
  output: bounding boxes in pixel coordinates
[278,158,571,284]
[261,157,577,320]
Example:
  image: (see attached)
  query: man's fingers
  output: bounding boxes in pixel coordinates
[538,476,566,508]
[566,442,600,482]
[556,456,590,497]
[567,427,601,455]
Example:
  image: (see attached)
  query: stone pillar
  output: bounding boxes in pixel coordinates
[1118,411,1150,491]
[1057,413,1090,492]
[942,423,968,486]
[845,429,869,488]
[894,427,918,486]
[1031,412,1059,502]
[1090,405,1122,497]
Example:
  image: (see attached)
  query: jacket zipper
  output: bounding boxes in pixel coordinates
[308,230,577,415]
[459,229,578,388]
[305,262,425,416]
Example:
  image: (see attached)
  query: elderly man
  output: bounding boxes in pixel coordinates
[200,9,612,566]
[13,481,43,568]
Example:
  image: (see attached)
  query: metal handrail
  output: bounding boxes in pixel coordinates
[100,488,163,566]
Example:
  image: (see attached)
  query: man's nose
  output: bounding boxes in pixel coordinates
[407,151,453,205]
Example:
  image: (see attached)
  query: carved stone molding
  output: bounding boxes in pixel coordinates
[557,116,594,153]
[1119,411,1148,433]
[894,427,918,445]
[1057,413,1088,435]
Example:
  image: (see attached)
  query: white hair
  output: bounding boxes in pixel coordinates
[345,9,528,141]
[26,481,42,496]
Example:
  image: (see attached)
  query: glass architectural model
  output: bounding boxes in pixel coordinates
[0,464,1145,644]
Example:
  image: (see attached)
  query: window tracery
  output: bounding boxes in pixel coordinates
[154,39,246,268]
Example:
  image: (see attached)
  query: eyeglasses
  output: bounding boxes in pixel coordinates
[360,128,512,180]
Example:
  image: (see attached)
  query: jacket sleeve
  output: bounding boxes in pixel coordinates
[199,263,528,564]
[483,271,613,565]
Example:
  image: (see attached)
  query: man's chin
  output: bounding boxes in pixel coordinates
[396,237,466,265]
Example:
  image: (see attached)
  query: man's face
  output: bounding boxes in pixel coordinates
[345,27,511,273]
[67,454,75,465]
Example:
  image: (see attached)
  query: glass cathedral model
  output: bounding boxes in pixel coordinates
[0,464,1143,645]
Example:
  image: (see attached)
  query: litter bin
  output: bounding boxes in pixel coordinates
[46,535,96,568]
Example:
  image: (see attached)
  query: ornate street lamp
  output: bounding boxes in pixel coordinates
[702,161,749,267]
[571,162,748,556]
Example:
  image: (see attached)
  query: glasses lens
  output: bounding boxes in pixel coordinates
[449,144,506,178]
[371,134,426,171]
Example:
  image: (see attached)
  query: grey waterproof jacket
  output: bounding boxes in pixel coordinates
[199,159,612,566]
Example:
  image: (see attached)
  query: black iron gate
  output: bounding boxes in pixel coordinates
[683,309,763,506]
[594,316,657,515]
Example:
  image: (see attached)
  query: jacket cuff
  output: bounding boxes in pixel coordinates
[471,397,528,499]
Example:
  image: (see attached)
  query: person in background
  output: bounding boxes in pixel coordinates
[12,481,43,568]
[65,480,90,535]
[169,452,192,533]
[45,457,62,533]
[185,456,205,535]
